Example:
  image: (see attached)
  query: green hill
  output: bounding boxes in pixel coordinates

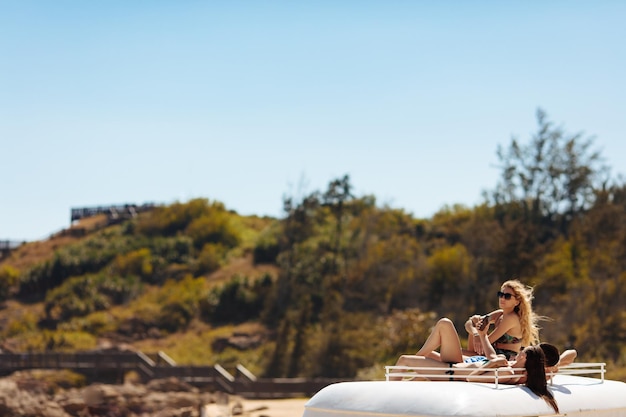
[0,200,280,376]
[2,112,626,381]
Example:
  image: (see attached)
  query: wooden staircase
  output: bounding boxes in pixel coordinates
[0,351,344,398]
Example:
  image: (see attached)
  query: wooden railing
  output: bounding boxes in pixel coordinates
[0,352,344,398]
[0,240,24,257]
[70,203,157,223]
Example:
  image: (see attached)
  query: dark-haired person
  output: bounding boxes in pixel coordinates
[541,343,577,376]
[514,345,559,413]
[465,320,559,413]
[391,351,559,414]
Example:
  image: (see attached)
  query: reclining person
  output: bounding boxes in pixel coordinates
[391,317,558,382]
[390,317,561,413]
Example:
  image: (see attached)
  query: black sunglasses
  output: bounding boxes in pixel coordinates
[497,291,515,300]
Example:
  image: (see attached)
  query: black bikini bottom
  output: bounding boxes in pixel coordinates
[445,362,455,381]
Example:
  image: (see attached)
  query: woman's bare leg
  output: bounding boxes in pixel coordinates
[415,318,463,363]
[390,355,451,381]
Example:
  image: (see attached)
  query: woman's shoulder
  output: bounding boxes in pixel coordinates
[502,311,521,323]
[497,313,522,332]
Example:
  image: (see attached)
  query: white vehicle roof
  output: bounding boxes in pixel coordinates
[303,365,626,417]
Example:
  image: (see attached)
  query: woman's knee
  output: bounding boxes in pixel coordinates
[396,355,411,366]
[437,317,454,328]
[396,355,415,366]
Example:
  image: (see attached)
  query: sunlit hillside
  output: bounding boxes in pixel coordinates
[1,116,626,382]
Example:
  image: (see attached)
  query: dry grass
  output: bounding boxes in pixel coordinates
[0,215,108,272]
[205,253,279,285]
[0,212,279,369]
[129,320,271,371]
[0,300,44,330]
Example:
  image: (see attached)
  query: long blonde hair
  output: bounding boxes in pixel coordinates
[502,279,539,346]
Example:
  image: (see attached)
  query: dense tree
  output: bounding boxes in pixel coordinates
[491,108,608,229]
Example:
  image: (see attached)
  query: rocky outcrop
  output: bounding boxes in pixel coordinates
[0,371,217,417]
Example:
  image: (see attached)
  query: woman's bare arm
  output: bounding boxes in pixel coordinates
[559,349,577,367]
[486,313,519,345]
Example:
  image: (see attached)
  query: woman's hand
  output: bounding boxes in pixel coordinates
[470,315,481,326]
[465,318,478,335]
[473,316,492,355]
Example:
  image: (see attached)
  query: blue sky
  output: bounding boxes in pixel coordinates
[1,1,625,241]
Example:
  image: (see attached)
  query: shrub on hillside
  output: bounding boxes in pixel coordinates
[252,226,280,264]
[44,273,141,322]
[135,198,227,237]
[1,310,38,338]
[200,274,273,324]
[58,311,117,335]
[194,243,227,275]
[110,248,153,281]
[7,329,97,352]
[18,231,134,297]
[147,236,194,264]
[186,212,241,250]
[0,265,20,300]
[154,276,205,332]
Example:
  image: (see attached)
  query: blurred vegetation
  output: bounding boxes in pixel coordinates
[14,369,87,394]
[1,109,625,381]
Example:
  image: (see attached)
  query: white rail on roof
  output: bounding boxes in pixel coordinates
[547,362,606,383]
[384,362,606,388]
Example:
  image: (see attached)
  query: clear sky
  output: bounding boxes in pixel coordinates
[1,1,625,241]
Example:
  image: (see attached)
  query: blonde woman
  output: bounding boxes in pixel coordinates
[466,279,540,360]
